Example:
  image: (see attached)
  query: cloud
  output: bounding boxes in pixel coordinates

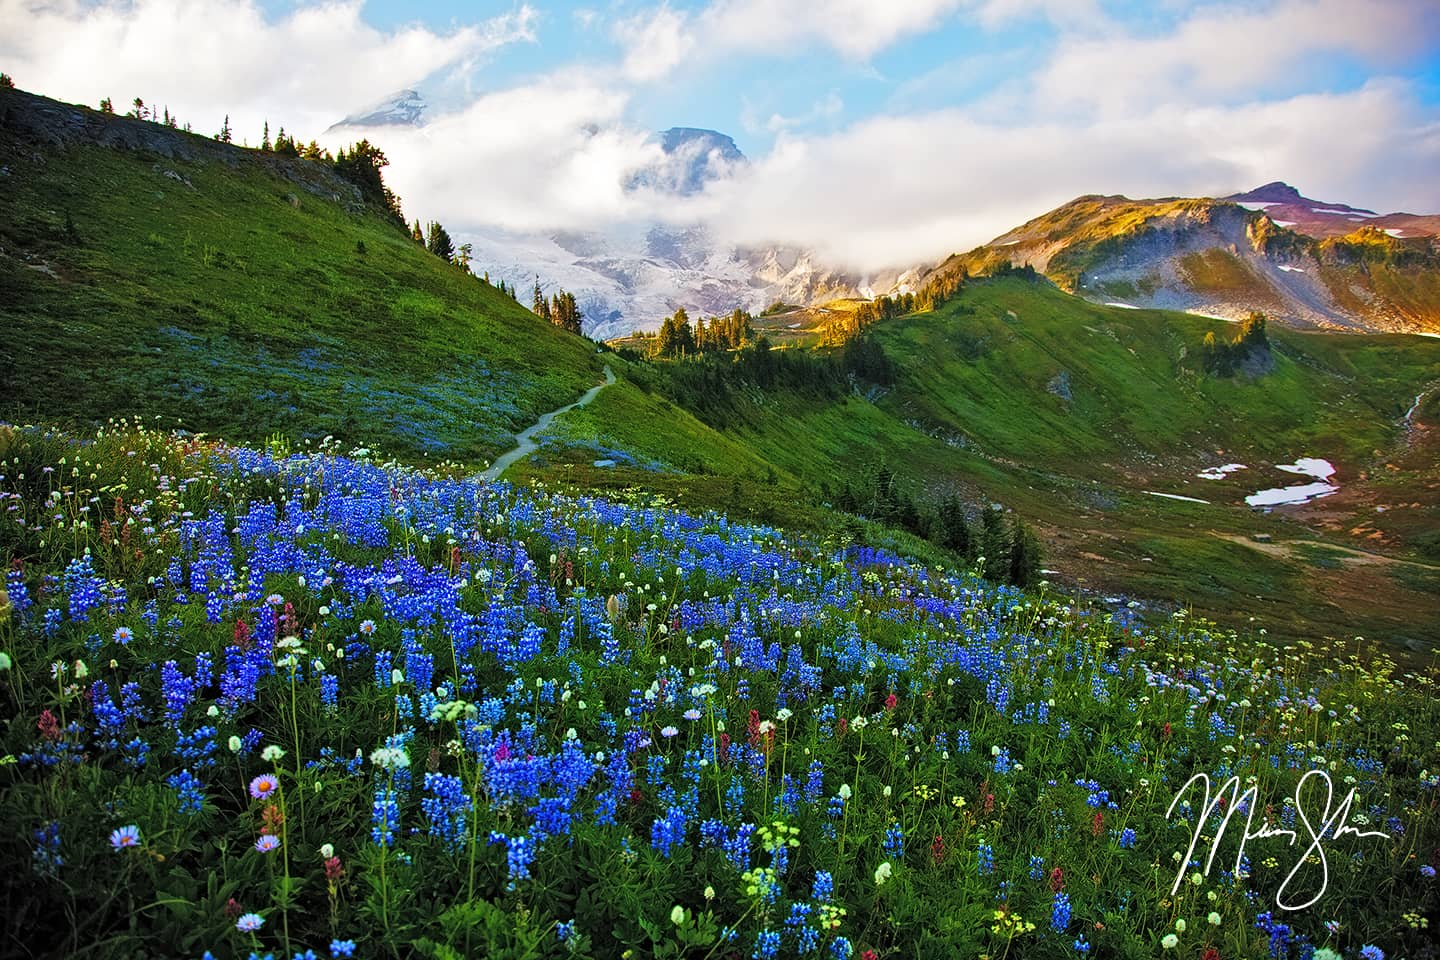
[0,0,537,140]
[762,91,844,133]
[611,0,977,78]
[1034,0,1440,115]
[613,4,695,83]
[688,80,1440,270]
[349,70,661,233]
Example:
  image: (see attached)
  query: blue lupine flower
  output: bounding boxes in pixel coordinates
[1051,892,1072,932]
[978,841,995,875]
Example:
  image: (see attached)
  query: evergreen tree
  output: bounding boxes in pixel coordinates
[425,221,455,261]
[456,243,473,270]
[261,120,271,151]
[412,220,424,243]
[979,506,1009,582]
[99,97,113,114]
[216,114,231,142]
[332,140,405,227]
[274,126,298,157]
[533,278,550,322]
[0,73,14,90]
[936,493,971,556]
[1007,517,1041,588]
[129,97,145,119]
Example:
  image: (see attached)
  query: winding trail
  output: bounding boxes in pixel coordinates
[479,366,616,481]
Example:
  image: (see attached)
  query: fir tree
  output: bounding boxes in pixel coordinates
[1007,518,1041,588]
[425,221,455,261]
[216,115,232,143]
[99,97,113,114]
[936,494,971,556]
[0,72,14,90]
[979,506,1009,582]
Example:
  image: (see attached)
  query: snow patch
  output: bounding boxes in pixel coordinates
[1187,310,1237,322]
[1245,483,1338,507]
[1276,457,1335,481]
[1245,457,1338,507]
[1197,463,1247,480]
[1384,228,1406,238]
[1105,301,1140,309]
[1237,202,1277,210]
[1272,220,1297,227]
[998,239,1022,246]
[1277,264,1305,273]
[1145,492,1210,504]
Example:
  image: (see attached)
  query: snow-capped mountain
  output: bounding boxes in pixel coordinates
[324,93,924,337]
[325,90,426,133]
[453,126,918,338]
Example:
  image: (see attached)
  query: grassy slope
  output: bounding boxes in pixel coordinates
[0,94,608,459]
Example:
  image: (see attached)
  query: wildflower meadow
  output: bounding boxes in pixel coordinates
[1,421,1436,959]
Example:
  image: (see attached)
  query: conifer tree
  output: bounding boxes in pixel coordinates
[261,120,271,151]
[1007,517,1041,588]
[936,493,970,556]
[425,221,455,261]
[216,115,231,142]
[0,72,14,90]
[99,97,113,114]
[979,506,1009,582]
[412,220,424,243]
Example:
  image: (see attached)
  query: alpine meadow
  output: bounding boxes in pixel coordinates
[2,3,1440,959]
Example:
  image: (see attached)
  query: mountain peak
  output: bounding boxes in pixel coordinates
[1228,181,1304,204]
[326,90,426,133]
[658,127,744,160]
[625,127,747,197]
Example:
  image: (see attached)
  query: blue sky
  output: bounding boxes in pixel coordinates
[5,0,1440,267]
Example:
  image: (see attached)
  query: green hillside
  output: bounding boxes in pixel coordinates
[581,279,1440,647]
[0,89,607,459]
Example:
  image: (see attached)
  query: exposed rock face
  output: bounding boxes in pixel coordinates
[921,187,1440,334]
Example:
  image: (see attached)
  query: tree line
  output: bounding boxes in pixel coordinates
[642,307,756,358]
[533,280,584,335]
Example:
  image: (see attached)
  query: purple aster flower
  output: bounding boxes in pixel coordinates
[255,834,280,853]
[249,774,279,799]
[236,912,264,933]
[110,825,141,850]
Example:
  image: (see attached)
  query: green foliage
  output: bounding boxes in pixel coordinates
[1200,311,1271,377]
[425,221,455,261]
[333,139,405,227]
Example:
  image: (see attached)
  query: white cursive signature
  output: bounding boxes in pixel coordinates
[1165,769,1391,911]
